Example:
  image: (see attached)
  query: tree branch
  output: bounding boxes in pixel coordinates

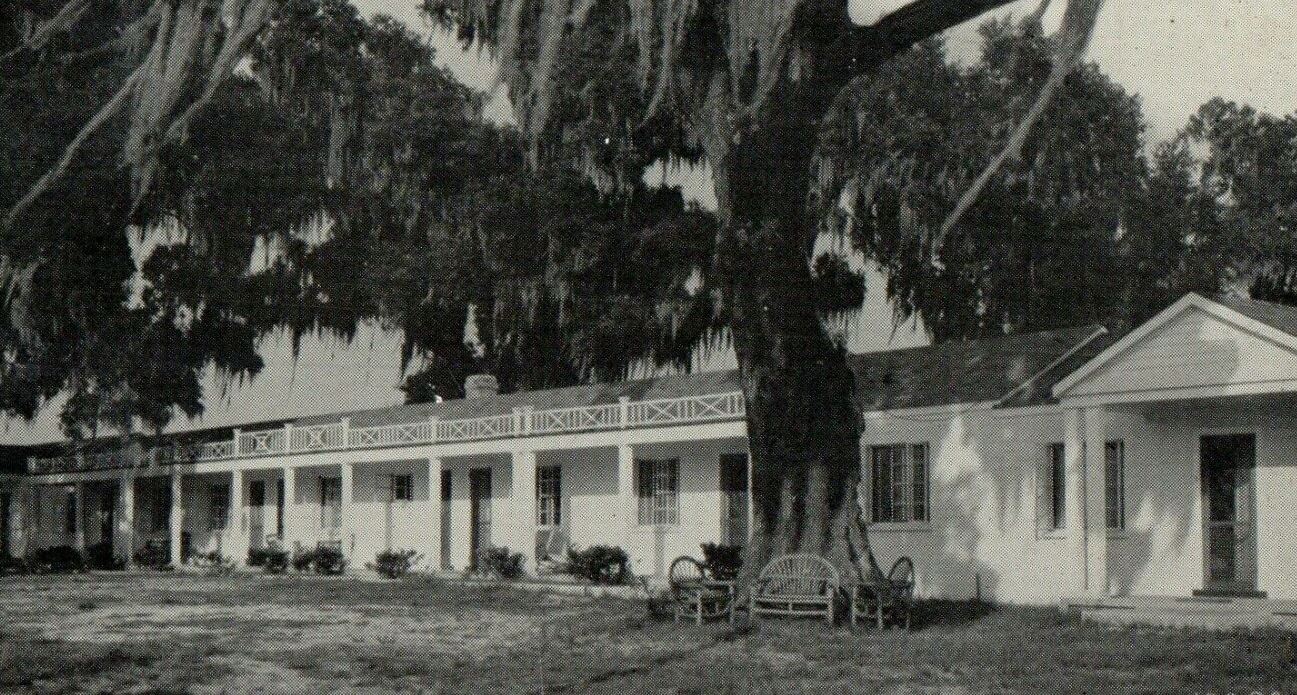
[850,0,1023,70]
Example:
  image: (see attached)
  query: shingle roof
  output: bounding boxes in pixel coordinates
[286,325,1106,431]
[291,370,742,429]
[850,325,1108,412]
[1213,294,1297,339]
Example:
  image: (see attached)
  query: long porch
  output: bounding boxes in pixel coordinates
[4,428,751,576]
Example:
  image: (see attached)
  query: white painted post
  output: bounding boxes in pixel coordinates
[341,417,351,448]
[512,450,538,574]
[72,482,86,553]
[282,467,297,551]
[617,443,637,549]
[340,462,354,564]
[228,469,245,566]
[169,472,184,566]
[1064,407,1086,595]
[117,475,135,566]
[284,423,294,453]
[619,396,630,428]
[232,429,242,457]
[1083,406,1108,597]
[522,406,534,435]
[427,457,442,571]
[429,416,439,443]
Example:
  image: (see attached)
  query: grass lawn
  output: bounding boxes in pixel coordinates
[2,572,1295,694]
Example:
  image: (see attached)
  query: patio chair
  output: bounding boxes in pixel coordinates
[850,557,915,630]
[668,556,736,625]
[748,553,839,625]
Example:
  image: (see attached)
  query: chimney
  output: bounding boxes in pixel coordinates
[464,373,499,399]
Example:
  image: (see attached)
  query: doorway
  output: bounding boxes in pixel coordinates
[1200,434,1258,594]
[248,480,266,550]
[468,468,492,570]
[440,470,452,570]
[719,453,750,546]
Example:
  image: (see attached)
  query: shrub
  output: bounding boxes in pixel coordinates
[28,546,86,574]
[313,545,347,574]
[247,546,276,567]
[133,540,170,570]
[192,551,234,576]
[566,545,631,585]
[700,543,743,581]
[260,546,290,574]
[368,549,421,579]
[291,548,315,572]
[478,546,524,580]
[86,541,126,571]
[294,545,348,575]
[0,554,28,576]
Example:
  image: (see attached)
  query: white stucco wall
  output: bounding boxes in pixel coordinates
[862,398,1297,605]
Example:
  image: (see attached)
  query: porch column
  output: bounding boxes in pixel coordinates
[340,462,354,560]
[281,467,297,551]
[169,472,184,566]
[427,457,441,572]
[1064,408,1087,593]
[10,485,26,558]
[1082,406,1109,596]
[72,482,86,553]
[228,469,245,566]
[617,443,637,547]
[115,475,135,565]
[511,450,537,574]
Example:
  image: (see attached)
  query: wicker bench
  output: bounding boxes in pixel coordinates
[749,553,840,625]
[850,557,915,630]
[668,556,736,624]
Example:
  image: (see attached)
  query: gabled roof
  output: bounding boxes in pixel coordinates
[1053,292,1297,399]
[850,325,1108,412]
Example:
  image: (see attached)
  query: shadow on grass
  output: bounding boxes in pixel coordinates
[911,598,997,629]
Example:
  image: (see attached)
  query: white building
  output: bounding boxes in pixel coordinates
[3,292,1297,605]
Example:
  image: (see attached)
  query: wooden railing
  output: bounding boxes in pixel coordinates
[27,391,746,474]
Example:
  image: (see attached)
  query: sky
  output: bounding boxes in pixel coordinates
[4,0,1296,446]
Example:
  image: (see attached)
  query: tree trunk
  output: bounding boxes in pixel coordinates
[713,69,880,588]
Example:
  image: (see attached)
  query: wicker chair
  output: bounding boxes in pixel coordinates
[850,557,915,630]
[748,553,840,625]
[668,556,736,624]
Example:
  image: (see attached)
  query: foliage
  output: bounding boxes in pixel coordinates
[699,543,743,581]
[1182,98,1297,305]
[28,546,87,574]
[565,545,631,585]
[477,547,525,580]
[192,551,235,576]
[368,549,421,579]
[133,541,170,570]
[294,545,348,575]
[259,547,291,574]
[0,554,28,576]
[86,541,125,571]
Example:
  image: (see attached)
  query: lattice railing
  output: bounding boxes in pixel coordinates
[530,403,621,434]
[27,391,746,473]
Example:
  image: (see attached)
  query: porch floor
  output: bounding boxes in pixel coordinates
[1066,594,1297,632]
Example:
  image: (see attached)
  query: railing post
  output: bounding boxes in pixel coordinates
[340,417,351,449]
[512,407,524,435]
[429,416,439,443]
[619,396,630,429]
[284,423,294,453]
[522,406,534,435]
[232,429,242,457]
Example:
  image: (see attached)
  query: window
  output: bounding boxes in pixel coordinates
[1105,440,1126,530]
[65,489,77,535]
[637,459,679,526]
[1047,443,1066,530]
[536,466,561,527]
[389,474,414,503]
[319,476,342,530]
[210,484,230,531]
[870,444,930,524]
